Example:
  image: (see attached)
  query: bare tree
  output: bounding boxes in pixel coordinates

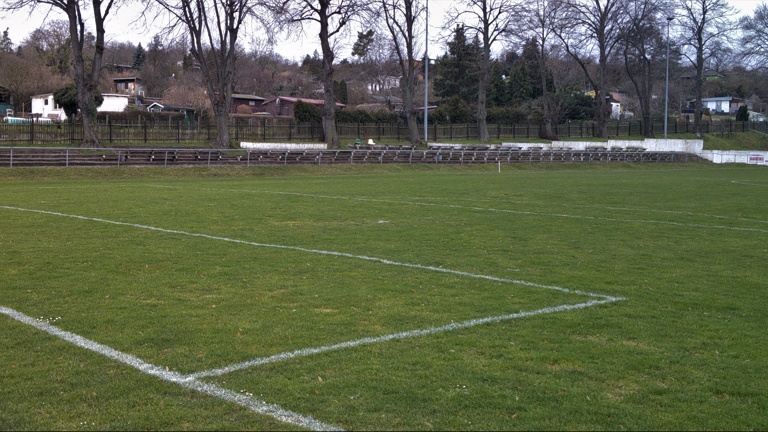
[3,0,116,146]
[447,0,514,142]
[620,0,670,137]
[270,0,371,148]
[381,0,424,145]
[152,0,266,148]
[554,0,626,138]
[510,0,562,139]
[0,45,70,114]
[739,3,768,71]
[676,0,736,136]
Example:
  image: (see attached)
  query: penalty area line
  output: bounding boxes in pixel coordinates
[0,205,616,300]
[0,306,341,431]
[187,297,624,380]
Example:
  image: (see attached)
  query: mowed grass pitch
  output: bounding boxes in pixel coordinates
[0,164,766,430]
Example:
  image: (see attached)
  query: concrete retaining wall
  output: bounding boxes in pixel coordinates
[240,142,327,150]
[500,138,704,152]
[699,150,768,165]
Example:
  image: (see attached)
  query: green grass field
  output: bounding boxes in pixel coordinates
[1,163,766,430]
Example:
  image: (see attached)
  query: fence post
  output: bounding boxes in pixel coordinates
[143,120,148,143]
[289,121,293,141]
[177,119,181,143]
[29,117,34,146]
[108,117,113,145]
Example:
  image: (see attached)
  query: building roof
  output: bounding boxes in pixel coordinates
[232,94,266,101]
[263,96,346,108]
[113,76,142,82]
[147,102,196,112]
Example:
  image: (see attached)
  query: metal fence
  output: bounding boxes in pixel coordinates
[0,118,763,146]
[0,146,706,168]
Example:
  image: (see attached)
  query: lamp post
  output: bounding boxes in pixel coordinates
[664,16,673,139]
[423,0,429,144]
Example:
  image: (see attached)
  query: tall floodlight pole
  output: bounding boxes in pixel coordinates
[423,0,429,144]
[664,16,673,139]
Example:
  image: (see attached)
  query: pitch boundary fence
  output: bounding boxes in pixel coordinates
[0,147,707,168]
[0,119,763,147]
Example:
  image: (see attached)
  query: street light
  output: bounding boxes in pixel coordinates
[664,16,673,139]
[424,0,429,144]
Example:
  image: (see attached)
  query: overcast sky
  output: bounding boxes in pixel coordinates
[1,0,762,62]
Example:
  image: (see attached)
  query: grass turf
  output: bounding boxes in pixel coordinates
[0,163,766,430]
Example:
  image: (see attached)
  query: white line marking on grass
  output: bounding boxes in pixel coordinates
[0,306,341,431]
[187,297,621,379]
[0,207,625,385]
[731,180,768,187]
[408,196,768,225]
[146,186,768,234]
[0,205,619,300]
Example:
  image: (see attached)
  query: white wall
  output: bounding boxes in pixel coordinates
[240,142,327,150]
[31,93,128,121]
[499,139,704,152]
[99,94,129,113]
[699,151,768,165]
[31,94,65,120]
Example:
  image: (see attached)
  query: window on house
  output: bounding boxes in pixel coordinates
[44,99,49,106]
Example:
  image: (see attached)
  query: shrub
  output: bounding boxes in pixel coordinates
[434,96,474,124]
[294,100,322,123]
[235,104,253,115]
[486,106,528,124]
[736,105,749,122]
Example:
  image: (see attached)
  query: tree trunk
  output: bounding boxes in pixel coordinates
[67,6,100,148]
[214,105,230,148]
[693,41,704,137]
[401,81,420,145]
[539,48,557,140]
[319,4,339,148]
[476,46,490,142]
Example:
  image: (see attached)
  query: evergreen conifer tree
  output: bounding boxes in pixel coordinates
[131,43,146,70]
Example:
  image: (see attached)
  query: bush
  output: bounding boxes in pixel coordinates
[336,108,374,123]
[562,93,595,121]
[736,105,749,122]
[335,108,401,124]
[434,96,474,124]
[235,104,253,115]
[294,100,322,123]
[486,106,528,124]
[96,109,186,125]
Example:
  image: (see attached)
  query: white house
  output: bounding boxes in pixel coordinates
[697,96,745,114]
[31,94,65,121]
[31,93,130,121]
